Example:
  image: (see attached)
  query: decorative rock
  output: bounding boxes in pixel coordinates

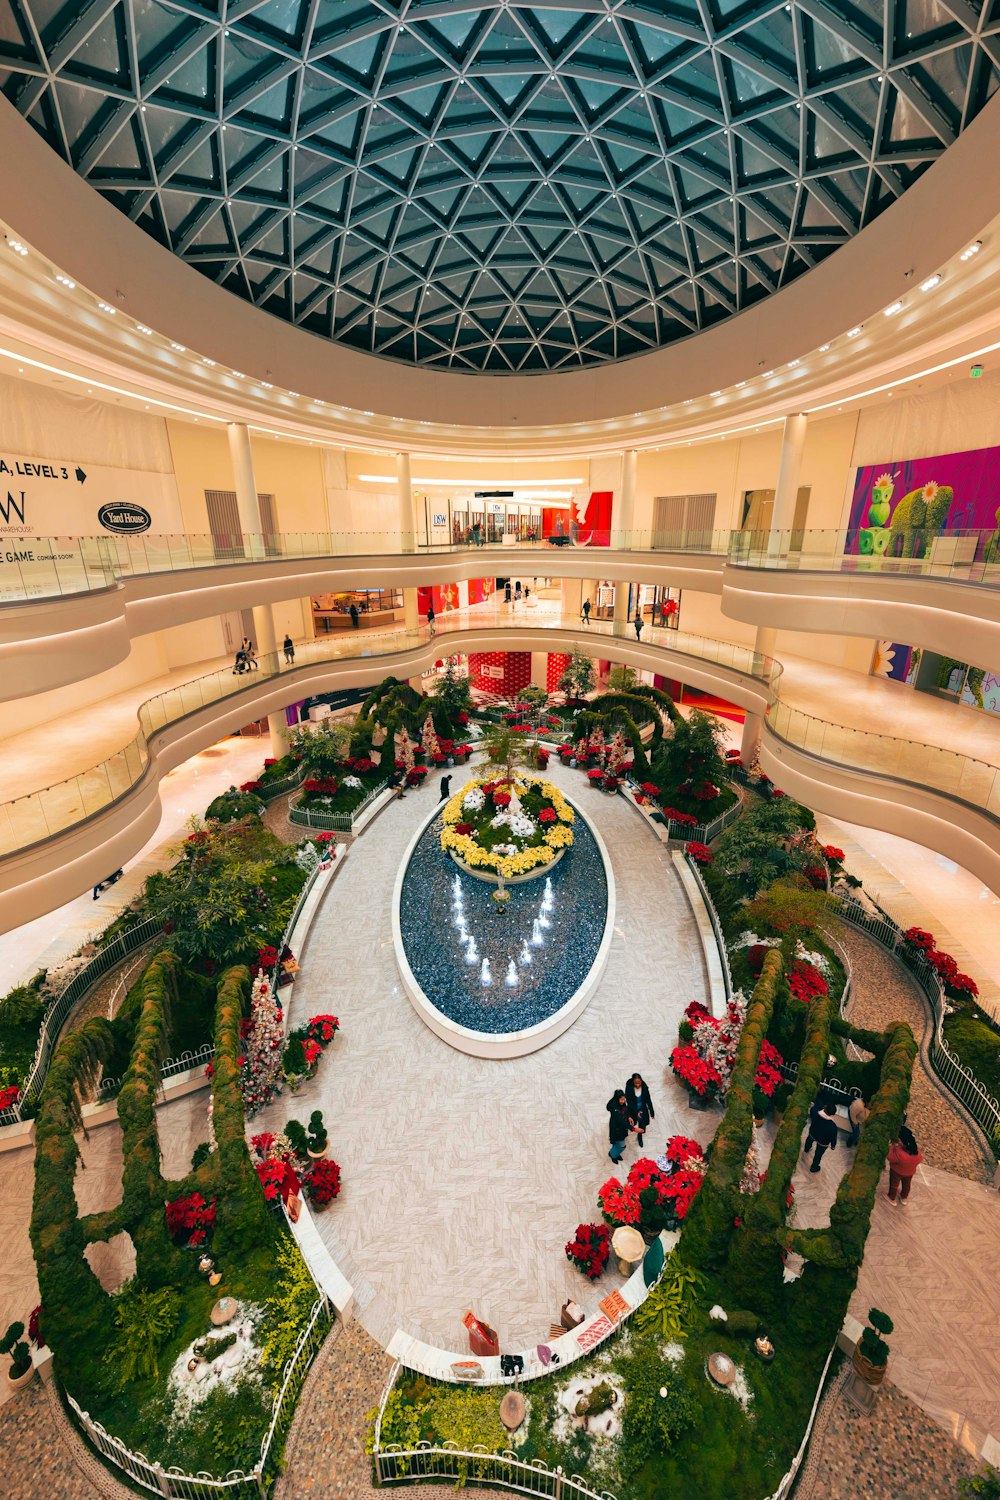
[708,1352,736,1387]
[210,1297,238,1327]
[499,1391,526,1431]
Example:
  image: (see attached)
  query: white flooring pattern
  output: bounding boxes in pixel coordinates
[260,760,718,1355]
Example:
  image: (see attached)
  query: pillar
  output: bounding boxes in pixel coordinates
[530,651,548,690]
[740,711,763,764]
[752,412,807,668]
[227,421,290,753]
[397,452,420,632]
[613,449,637,630]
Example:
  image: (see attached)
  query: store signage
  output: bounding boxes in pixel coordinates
[432,512,447,526]
[98,502,152,535]
[484,664,504,679]
[0,450,183,538]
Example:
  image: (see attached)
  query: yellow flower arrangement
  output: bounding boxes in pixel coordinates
[439,774,574,871]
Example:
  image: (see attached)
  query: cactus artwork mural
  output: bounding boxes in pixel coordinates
[857,471,895,555]
[848,443,1000,563]
[886,480,952,558]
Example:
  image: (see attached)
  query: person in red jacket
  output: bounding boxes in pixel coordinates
[887,1125,922,1204]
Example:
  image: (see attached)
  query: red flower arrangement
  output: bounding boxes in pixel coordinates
[686,841,713,865]
[316,831,337,846]
[304,776,340,795]
[789,961,828,1002]
[565,1222,610,1279]
[725,749,742,762]
[492,790,511,807]
[640,782,661,796]
[255,945,280,970]
[948,972,979,998]
[27,1305,43,1349]
[456,710,470,725]
[928,949,959,982]
[255,1159,287,1203]
[904,927,935,951]
[538,808,557,824]
[772,789,786,799]
[597,1177,641,1227]
[670,1044,722,1098]
[664,1135,704,1167]
[821,845,845,864]
[586,768,605,782]
[559,744,574,758]
[0,1085,21,1111]
[264,758,277,768]
[353,757,377,773]
[250,1131,277,1158]
[662,807,697,827]
[657,1167,705,1225]
[454,745,474,758]
[302,1039,322,1069]
[185,829,209,846]
[694,781,719,801]
[165,1191,217,1246]
[406,767,428,786]
[804,865,828,890]
[432,752,447,765]
[306,1014,340,1045]
[754,1038,785,1098]
[305,1157,342,1207]
[455,821,474,836]
[239,780,263,794]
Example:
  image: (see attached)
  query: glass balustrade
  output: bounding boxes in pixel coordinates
[0,608,994,861]
[1,525,997,604]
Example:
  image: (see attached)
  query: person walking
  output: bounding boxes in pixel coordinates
[439,773,453,803]
[472,520,483,547]
[504,581,512,605]
[427,603,436,635]
[624,1073,655,1148]
[887,1125,922,1204]
[349,602,360,629]
[581,598,591,626]
[515,580,522,605]
[803,1099,838,1173]
[633,608,644,641]
[282,633,295,664]
[847,1093,870,1148]
[524,584,531,605]
[233,647,249,675]
[606,1090,634,1163]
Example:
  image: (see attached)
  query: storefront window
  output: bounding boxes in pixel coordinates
[310,589,403,632]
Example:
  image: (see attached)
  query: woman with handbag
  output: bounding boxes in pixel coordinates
[625,1073,655,1148]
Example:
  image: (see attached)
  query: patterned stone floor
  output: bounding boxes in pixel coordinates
[258,758,719,1354]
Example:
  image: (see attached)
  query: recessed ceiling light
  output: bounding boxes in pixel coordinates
[171,341,186,351]
[8,239,28,256]
[55,273,75,288]
[136,323,153,334]
[261,381,273,388]
[920,273,941,292]
[959,241,982,261]
[232,371,245,378]
[818,343,830,351]
[846,325,862,338]
[763,369,775,377]
[788,359,800,367]
[203,357,216,365]
[710,389,721,396]
[884,299,903,316]
[98,301,117,314]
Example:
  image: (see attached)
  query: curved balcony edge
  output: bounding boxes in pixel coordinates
[0,624,770,934]
[723,565,1000,673]
[760,724,1000,899]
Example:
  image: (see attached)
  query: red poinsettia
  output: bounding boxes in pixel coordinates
[821,845,845,864]
[754,1038,785,1098]
[306,1015,340,1045]
[492,790,511,807]
[353,757,377,773]
[165,1192,217,1245]
[406,767,428,785]
[597,1177,642,1227]
[657,1167,705,1223]
[904,927,935,951]
[240,780,263,794]
[0,1085,21,1111]
[804,865,827,890]
[640,782,661,796]
[662,807,697,827]
[565,1222,610,1279]
[538,808,557,824]
[949,972,979,998]
[305,1158,342,1207]
[789,961,828,1002]
[264,758,277,768]
[587,768,605,781]
[686,841,713,865]
[255,1159,287,1202]
[664,1135,704,1167]
[670,1044,722,1098]
[928,949,959,981]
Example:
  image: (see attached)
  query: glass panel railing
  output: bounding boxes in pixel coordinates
[729,528,1000,586]
[2,606,994,861]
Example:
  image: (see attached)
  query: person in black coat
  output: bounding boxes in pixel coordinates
[606,1091,634,1164]
[803,1099,839,1173]
[624,1073,655,1148]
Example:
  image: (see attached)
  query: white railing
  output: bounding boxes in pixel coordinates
[266,857,325,1004]
[764,1341,839,1500]
[65,1294,333,1498]
[836,896,1000,1149]
[287,778,390,832]
[664,795,743,846]
[684,852,734,1003]
[373,1441,618,1497]
[95,1041,217,1102]
[1,915,162,1126]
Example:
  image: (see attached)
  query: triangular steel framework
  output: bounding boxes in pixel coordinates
[2,0,998,372]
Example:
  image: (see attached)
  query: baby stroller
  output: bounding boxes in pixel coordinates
[233,648,250,674]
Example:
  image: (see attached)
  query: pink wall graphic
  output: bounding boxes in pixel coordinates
[467,651,532,696]
[847,443,1000,558]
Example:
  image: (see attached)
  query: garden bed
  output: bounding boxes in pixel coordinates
[440,776,575,878]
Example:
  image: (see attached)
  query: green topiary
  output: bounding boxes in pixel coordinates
[285,1119,307,1156]
[858,1307,893,1367]
[307,1110,328,1154]
[0,1321,31,1378]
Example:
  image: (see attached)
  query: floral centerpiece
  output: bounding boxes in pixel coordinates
[440,775,575,880]
[565,1222,610,1279]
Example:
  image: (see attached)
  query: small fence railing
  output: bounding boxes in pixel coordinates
[372,1442,618,1497]
[66,1294,333,1499]
[287,778,390,832]
[1,915,163,1126]
[836,895,1000,1149]
[684,853,734,1004]
[95,1041,217,1103]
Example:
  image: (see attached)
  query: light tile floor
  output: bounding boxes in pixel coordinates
[259,760,720,1354]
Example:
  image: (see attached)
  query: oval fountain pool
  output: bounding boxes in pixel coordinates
[393,792,614,1058]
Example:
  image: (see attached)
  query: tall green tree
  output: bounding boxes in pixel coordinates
[479,723,532,784]
[558,649,596,701]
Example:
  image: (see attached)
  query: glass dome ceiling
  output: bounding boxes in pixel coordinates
[1,1,998,373]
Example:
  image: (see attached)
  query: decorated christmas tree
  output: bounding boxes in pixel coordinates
[421,712,440,759]
[606,727,629,775]
[398,726,415,776]
[241,972,285,1117]
[738,1127,762,1196]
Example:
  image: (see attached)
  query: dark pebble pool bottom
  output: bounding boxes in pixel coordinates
[399,806,608,1033]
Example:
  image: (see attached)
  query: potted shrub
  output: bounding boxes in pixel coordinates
[853,1307,893,1385]
[1,1321,34,1390]
[285,1118,308,1159]
[306,1110,328,1160]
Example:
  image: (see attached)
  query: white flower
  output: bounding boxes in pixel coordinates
[463,788,485,812]
[343,775,362,789]
[508,815,536,838]
[709,1305,728,1322]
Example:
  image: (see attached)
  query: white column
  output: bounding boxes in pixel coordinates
[613,449,636,630]
[397,452,420,632]
[530,651,548,690]
[772,412,808,536]
[227,421,289,753]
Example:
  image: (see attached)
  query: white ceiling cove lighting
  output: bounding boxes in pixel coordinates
[920,274,941,292]
[883,300,904,315]
[960,241,982,260]
[7,239,28,256]
[846,325,863,338]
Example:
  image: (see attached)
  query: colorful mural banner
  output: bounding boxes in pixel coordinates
[846,443,1000,558]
